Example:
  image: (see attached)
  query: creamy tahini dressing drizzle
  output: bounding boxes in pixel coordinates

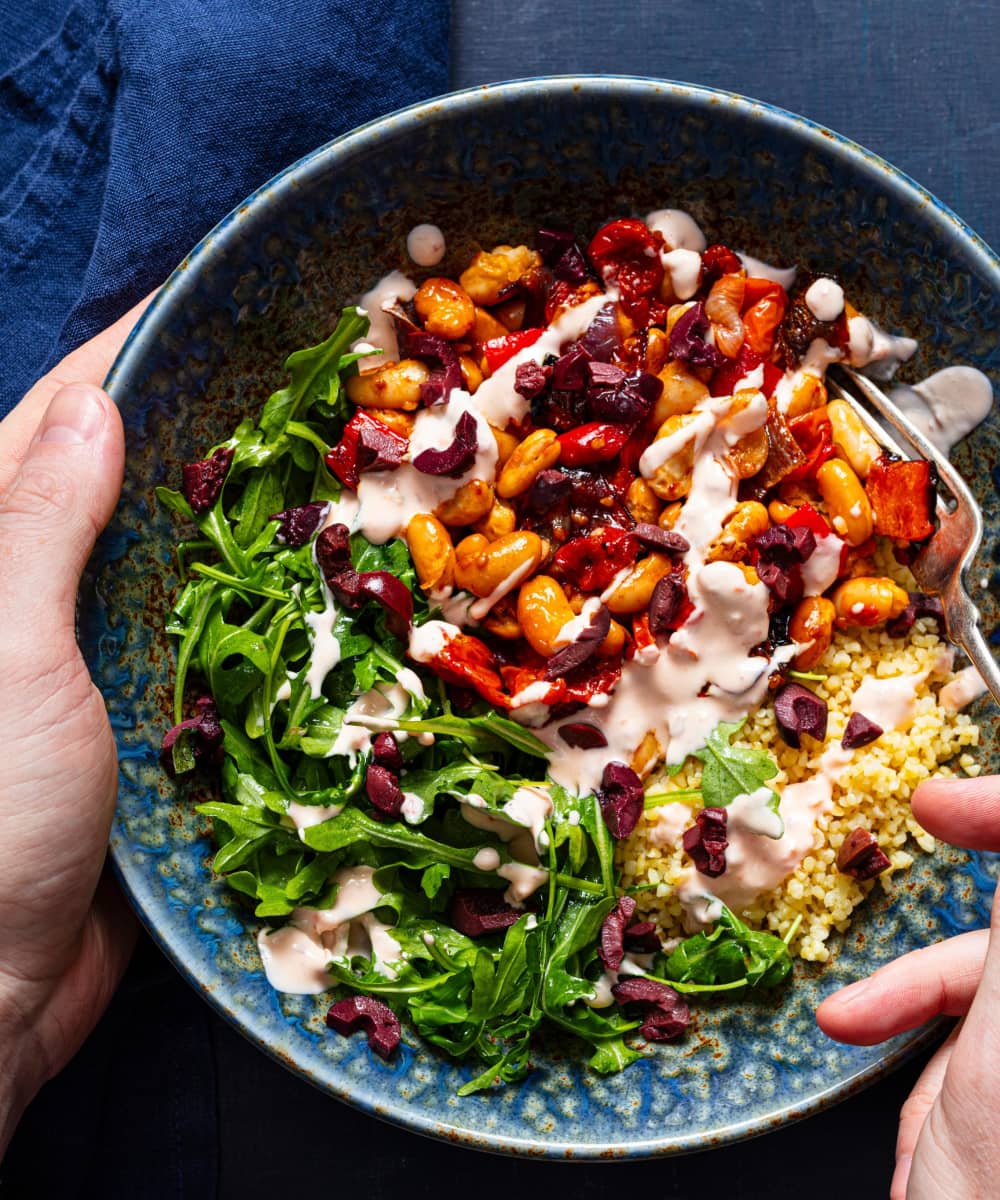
[644,209,707,252]
[939,665,988,710]
[850,672,926,733]
[890,367,995,456]
[406,223,446,266]
[354,270,416,368]
[471,290,614,426]
[354,390,497,544]
[257,865,401,994]
[325,682,418,763]
[677,778,830,926]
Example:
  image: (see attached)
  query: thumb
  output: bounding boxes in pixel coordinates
[0,383,124,669]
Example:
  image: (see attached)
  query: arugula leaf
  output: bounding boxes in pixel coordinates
[693,719,780,816]
[661,904,792,993]
[259,308,369,441]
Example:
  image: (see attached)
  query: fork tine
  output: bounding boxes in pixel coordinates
[831,364,980,517]
[827,364,1000,708]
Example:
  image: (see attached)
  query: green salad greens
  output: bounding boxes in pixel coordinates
[158,307,792,1093]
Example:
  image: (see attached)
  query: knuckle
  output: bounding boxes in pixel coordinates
[0,461,81,530]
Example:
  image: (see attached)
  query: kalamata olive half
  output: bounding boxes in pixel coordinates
[412,410,479,478]
[544,604,611,680]
[841,712,884,750]
[326,996,400,1059]
[774,682,828,748]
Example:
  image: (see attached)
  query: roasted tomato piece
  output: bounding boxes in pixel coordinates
[325,411,408,490]
[482,328,544,373]
[419,631,509,710]
[710,343,783,399]
[701,243,743,284]
[865,453,937,542]
[784,407,836,481]
[557,422,631,466]
[587,218,664,325]
[553,526,639,592]
[562,659,622,707]
[741,278,788,356]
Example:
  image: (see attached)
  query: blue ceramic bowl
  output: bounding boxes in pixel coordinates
[83,77,1000,1158]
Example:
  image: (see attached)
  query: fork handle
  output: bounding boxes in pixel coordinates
[949,588,1000,708]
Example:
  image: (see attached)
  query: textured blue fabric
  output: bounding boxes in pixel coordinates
[453,0,1000,260]
[0,0,450,416]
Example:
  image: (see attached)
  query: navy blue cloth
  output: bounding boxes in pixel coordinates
[453,0,1000,260]
[0,0,449,416]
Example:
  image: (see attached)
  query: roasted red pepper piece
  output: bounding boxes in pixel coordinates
[482,328,543,373]
[553,526,639,592]
[781,502,833,539]
[780,502,848,575]
[784,407,836,481]
[865,454,937,541]
[557,422,631,466]
[588,218,664,325]
[742,278,788,356]
[325,410,408,490]
[419,631,509,710]
[630,612,656,659]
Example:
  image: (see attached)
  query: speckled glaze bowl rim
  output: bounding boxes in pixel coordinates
[102,76,1000,1159]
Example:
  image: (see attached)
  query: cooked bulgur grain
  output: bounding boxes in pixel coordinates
[620,618,980,962]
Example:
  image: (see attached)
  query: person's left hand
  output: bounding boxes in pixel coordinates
[0,299,152,1151]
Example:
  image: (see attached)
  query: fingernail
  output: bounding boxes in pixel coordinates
[833,977,871,1006]
[39,384,106,445]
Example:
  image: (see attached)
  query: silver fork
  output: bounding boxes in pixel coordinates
[827,364,1000,707]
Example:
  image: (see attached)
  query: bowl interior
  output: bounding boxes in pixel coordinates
[85,77,1000,1157]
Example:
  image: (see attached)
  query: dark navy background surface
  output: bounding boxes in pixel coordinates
[4,1,999,1195]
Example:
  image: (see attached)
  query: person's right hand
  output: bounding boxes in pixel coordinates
[818,774,1000,1199]
[0,298,151,1152]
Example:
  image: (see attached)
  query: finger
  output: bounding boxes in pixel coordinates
[932,889,1000,1116]
[816,929,987,1044]
[0,383,125,676]
[912,775,1000,851]
[890,1029,959,1200]
[0,291,154,493]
